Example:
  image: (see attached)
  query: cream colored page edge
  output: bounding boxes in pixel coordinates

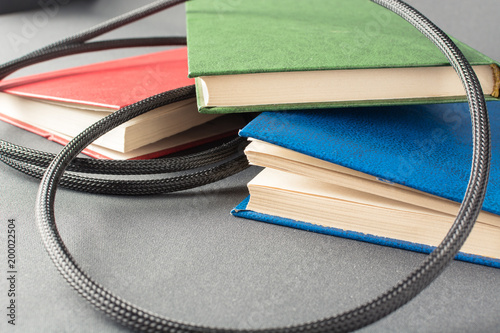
[245,139,499,226]
[200,65,494,107]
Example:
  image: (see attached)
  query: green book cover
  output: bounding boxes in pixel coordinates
[186,0,499,113]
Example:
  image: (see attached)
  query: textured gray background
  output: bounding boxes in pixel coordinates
[0,1,499,332]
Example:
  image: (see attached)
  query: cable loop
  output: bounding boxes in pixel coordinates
[0,0,491,332]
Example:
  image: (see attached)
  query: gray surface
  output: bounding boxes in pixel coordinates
[0,1,499,332]
[0,0,90,15]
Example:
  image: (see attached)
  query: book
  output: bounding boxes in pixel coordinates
[0,47,245,159]
[232,101,500,267]
[186,0,500,114]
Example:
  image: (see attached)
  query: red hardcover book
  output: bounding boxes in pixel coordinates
[0,47,244,159]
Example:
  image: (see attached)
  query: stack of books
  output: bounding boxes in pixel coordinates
[184,0,500,267]
[2,0,499,266]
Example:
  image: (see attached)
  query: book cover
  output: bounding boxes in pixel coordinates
[0,47,193,108]
[186,0,499,113]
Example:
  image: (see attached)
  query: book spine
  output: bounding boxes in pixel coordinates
[492,64,500,98]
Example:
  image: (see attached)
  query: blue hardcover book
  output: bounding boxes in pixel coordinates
[232,101,500,268]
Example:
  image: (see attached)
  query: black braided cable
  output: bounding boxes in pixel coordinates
[0,0,491,332]
[0,136,247,175]
[1,153,248,195]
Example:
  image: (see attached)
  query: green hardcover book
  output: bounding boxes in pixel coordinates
[186,0,500,113]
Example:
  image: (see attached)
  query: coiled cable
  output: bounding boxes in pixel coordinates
[0,0,491,332]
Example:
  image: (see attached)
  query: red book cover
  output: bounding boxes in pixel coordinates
[0,47,194,108]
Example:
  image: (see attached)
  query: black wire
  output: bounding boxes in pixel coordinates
[0,136,247,175]
[0,0,491,332]
[1,153,249,195]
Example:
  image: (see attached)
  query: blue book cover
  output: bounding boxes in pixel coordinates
[233,101,500,268]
